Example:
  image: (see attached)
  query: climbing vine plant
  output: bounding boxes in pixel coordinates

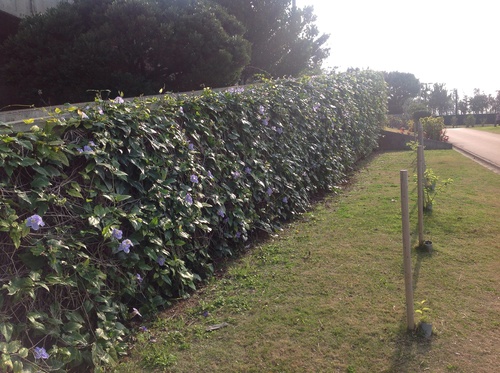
[0,71,387,372]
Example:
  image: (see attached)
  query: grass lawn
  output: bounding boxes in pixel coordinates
[466,126,500,134]
[115,150,499,373]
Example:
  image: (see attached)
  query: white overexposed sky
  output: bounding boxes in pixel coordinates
[296,0,499,98]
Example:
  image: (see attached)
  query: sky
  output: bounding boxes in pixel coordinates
[296,0,499,98]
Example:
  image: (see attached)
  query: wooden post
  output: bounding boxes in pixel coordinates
[400,170,415,330]
[417,145,424,246]
[417,119,424,146]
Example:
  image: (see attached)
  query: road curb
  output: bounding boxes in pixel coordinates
[452,144,500,174]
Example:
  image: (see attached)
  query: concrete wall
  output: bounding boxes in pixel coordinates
[0,0,70,18]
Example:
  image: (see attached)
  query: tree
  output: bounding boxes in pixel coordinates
[428,83,451,115]
[469,89,489,114]
[211,0,330,80]
[458,96,469,115]
[494,91,500,113]
[0,0,251,106]
[383,72,421,114]
[403,98,430,122]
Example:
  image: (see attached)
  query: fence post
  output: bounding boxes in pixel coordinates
[400,170,415,331]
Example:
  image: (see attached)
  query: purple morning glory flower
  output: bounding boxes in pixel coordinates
[244,167,251,174]
[136,274,143,283]
[207,171,214,179]
[267,187,273,196]
[190,174,199,183]
[262,118,269,126]
[157,256,166,266]
[185,193,193,205]
[276,127,283,134]
[112,228,123,240]
[118,239,133,253]
[114,96,125,104]
[77,148,83,153]
[88,141,95,147]
[217,209,225,218]
[83,145,93,152]
[235,232,241,239]
[232,171,241,179]
[33,347,49,360]
[188,142,194,150]
[139,326,148,332]
[26,214,45,231]
[282,197,288,203]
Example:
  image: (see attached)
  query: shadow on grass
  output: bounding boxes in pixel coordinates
[388,223,434,372]
[388,321,433,373]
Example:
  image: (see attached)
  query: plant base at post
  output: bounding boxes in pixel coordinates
[400,170,415,331]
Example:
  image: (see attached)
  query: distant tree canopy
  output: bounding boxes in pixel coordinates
[212,0,330,80]
[383,71,421,114]
[428,83,451,116]
[0,0,329,107]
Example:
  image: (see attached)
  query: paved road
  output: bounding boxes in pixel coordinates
[446,128,500,171]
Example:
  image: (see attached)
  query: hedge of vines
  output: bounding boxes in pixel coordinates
[0,71,387,372]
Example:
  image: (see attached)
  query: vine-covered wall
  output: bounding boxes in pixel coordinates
[0,71,387,372]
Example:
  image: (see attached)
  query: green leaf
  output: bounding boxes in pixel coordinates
[6,340,21,354]
[13,360,24,373]
[113,194,131,202]
[16,139,33,151]
[3,277,33,296]
[49,150,69,166]
[27,312,46,331]
[20,157,38,166]
[0,323,13,342]
[67,188,83,198]
[32,165,49,176]
[0,351,13,370]
[95,328,108,340]
[63,321,83,333]
[148,236,163,246]
[31,175,50,189]
[17,347,29,359]
[94,205,106,217]
[129,218,143,230]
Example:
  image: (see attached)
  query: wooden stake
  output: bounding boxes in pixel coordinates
[418,119,424,146]
[400,170,415,330]
[417,145,424,246]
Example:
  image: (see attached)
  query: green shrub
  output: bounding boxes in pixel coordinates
[464,114,476,128]
[0,71,387,372]
[421,116,445,141]
[0,0,250,106]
